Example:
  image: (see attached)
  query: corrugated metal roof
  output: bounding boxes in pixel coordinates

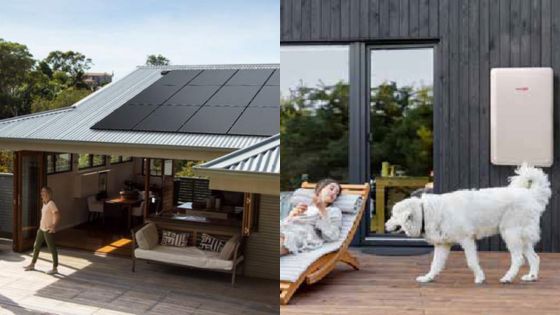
[0,64,278,150]
[196,134,279,174]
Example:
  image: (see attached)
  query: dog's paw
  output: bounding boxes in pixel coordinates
[499,276,513,284]
[474,276,485,284]
[521,274,538,282]
[416,275,434,283]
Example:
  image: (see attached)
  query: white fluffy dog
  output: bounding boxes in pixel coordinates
[385,164,551,284]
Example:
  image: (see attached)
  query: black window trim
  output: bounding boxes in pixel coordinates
[46,152,73,175]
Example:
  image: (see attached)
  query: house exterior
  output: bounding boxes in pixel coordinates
[0,64,279,280]
[281,0,560,251]
[82,72,113,90]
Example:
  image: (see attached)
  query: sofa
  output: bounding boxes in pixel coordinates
[131,222,244,285]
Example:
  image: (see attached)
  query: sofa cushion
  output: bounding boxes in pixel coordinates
[160,230,190,247]
[135,223,159,250]
[135,245,243,271]
[218,235,240,260]
[198,233,225,252]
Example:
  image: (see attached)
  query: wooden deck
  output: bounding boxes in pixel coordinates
[0,239,276,314]
[281,248,560,315]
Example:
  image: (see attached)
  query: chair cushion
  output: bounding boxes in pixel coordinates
[280,198,363,282]
[198,233,225,252]
[218,235,240,260]
[135,223,159,250]
[160,230,190,247]
[290,188,363,213]
[135,245,243,271]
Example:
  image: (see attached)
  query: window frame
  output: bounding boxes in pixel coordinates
[46,153,73,175]
[78,154,107,170]
[110,155,133,164]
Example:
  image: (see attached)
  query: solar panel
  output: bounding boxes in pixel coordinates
[248,86,279,107]
[226,69,274,86]
[180,106,245,134]
[133,105,200,132]
[92,67,279,136]
[92,104,158,130]
[127,84,184,105]
[165,85,221,106]
[206,86,261,107]
[188,69,237,85]
[156,70,201,86]
[228,107,279,136]
[265,70,279,85]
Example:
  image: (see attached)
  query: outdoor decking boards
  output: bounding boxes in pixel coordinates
[281,248,560,315]
[0,240,276,314]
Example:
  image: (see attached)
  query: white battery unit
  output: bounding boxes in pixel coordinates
[490,67,553,167]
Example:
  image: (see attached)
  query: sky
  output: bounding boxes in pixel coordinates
[0,0,279,80]
[281,46,433,98]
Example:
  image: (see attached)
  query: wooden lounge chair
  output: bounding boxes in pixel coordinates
[280,182,370,305]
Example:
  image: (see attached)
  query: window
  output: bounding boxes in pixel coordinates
[369,47,434,235]
[280,45,350,190]
[142,159,171,176]
[79,154,107,169]
[46,153,72,174]
[110,155,133,164]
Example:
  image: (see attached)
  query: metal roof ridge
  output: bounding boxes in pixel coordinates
[0,107,74,125]
[196,134,280,169]
[136,63,280,70]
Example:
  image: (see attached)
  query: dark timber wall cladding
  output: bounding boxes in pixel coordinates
[0,173,13,237]
[281,0,560,252]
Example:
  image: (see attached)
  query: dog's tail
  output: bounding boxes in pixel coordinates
[508,163,552,210]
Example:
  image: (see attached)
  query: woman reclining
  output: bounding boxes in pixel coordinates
[280,179,342,256]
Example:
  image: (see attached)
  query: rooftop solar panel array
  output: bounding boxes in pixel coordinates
[91,68,279,136]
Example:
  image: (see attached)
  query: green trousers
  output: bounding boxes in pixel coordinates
[31,229,58,267]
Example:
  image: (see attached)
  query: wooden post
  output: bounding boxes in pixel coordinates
[12,151,20,252]
[144,158,150,219]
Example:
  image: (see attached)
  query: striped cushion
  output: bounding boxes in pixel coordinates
[160,230,189,247]
[290,189,363,213]
[198,233,225,252]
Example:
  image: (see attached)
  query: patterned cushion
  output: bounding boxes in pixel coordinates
[198,233,225,252]
[160,230,189,247]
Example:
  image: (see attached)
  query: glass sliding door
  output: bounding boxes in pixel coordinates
[368,47,434,238]
[13,151,45,252]
[280,45,349,191]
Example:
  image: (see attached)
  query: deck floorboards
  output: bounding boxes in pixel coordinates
[281,248,560,314]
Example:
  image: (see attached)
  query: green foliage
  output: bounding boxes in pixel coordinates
[0,38,35,118]
[31,87,91,112]
[0,151,13,173]
[44,50,92,88]
[280,81,433,191]
[280,82,350,191]
[175,160,204,177]
[370,82,433,177]
[146,54,170,66]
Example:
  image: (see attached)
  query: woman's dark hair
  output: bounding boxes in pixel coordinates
[314,178,342,204]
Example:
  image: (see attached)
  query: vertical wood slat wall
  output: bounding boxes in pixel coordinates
[281,0,560,252]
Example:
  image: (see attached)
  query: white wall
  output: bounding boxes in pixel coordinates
[47,155,135,231]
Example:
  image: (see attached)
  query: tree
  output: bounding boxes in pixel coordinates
[44,50,92,87]
[280,80,433,191]
[146,54,170,66]
[280,82,350,190]
[0,39,35,118]
[31,87,91,113]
